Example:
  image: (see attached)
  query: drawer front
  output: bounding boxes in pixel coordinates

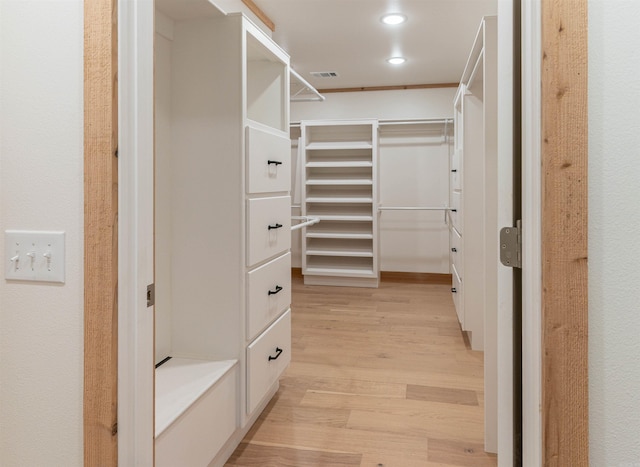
[155,365,237,467]
[247,252,292,341]
[246,125,291,194]
[450,149,461,191]
[247,196,291,266]
[247,309,291,414]
[449,190,462,234]
[449,227,463,278]
[451,264,463,327]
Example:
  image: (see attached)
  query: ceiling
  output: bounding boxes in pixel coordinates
[254,0,497,91]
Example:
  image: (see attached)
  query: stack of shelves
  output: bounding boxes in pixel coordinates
[301,120,379,287]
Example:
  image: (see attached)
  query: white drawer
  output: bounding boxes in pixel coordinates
[450,149,461,191]
[449,227,462,277]
[246,125,291,194]
[247,252,292,341]
[449,190,462,234]
[247,309,291,414]
[155,362,237,467]
[451,264,463,327]
[247,196,291,266]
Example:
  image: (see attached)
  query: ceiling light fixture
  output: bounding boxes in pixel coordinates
[381,13,407,25]
[386,56,407,65]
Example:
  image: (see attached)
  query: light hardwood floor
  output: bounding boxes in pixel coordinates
[227,274,497,467]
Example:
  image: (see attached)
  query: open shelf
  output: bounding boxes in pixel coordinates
[306,238,374,257]
[306,148,373,166]
[155,358,237,437]
[306,203,373,218]
[305,166,372,186]
[306,141,372,150]
[305,256,376,277]
[306,221,374,239]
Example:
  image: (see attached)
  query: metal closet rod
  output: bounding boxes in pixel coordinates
[290,117,453,127]
[290,69,326,102]
[291,215,320,231]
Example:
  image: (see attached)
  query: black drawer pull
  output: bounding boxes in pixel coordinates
[268,347,283,361]
[268,223,283,230]
[451,209,457,213]
[451,169,458,173]
[267,160,283,166]
[268,285,283,296]
[451,248,457,252]
[451,287,457,293]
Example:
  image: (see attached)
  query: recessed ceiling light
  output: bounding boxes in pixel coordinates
[381,13,407,25]
[386,56,407,65]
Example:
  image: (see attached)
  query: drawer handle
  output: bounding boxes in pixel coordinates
[451,209,457,213]
[268,347,283,361]
[451,287,457,293]
[451,169,458,173]
[268,285,283,296]
[451,247,457,252]
[267,160,283,166]
[268,223,283,230]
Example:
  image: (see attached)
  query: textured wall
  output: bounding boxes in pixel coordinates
[589,1,640,465]
[0,1,84,465]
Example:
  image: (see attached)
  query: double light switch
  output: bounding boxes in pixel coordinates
[5,231,65,283]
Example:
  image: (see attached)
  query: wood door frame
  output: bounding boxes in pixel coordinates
[83,1,589,465]
[540,0,588,465]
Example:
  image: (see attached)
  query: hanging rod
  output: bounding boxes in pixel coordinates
[290,69,325,102]
[291,215,320,231]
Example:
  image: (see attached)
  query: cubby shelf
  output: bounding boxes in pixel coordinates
[301,119,379,287]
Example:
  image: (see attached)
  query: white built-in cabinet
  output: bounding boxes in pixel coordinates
[154,5,291,466]
[450,16,497,351]
[301,120,380,287]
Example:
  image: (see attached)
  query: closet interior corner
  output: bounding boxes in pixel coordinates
[150,0,501,462]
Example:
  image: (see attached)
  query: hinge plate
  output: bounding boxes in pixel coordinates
[147,283,155,307]
[500,220,522,268]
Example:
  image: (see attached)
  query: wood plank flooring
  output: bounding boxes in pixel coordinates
[226,275,496,467]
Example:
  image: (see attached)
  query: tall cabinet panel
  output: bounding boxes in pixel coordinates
[154,7,291,466]
[450,16,497,352]
[301,120,380,288]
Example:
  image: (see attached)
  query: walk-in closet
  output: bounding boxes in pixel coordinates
[151,0,504,465]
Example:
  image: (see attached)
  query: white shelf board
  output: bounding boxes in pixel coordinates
[306,232,374,240]
[306,248,374,258]
[308,215,374,221]
[306,179,373,186]
[306,197,373,204]
[306,161,373,168]
[306,141,372,150]
[304,267,376,278]
[155,358,237,437]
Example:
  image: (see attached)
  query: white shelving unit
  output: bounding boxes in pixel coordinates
[301,120,380,287]
[449,15,497,352]
[154,5,291,466]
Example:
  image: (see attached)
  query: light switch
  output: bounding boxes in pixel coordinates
[5,231,65,283]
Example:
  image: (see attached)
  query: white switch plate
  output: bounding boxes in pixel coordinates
[5,230,65,283]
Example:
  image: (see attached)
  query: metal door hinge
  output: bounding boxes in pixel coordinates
[147,283,155,307]
[500,220,522,268]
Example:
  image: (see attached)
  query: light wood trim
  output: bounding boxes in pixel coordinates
[241,0,276,32]
[84,0,118,465]
[318,83,459,94]
[541,0,588,465]
[380,271,452,285]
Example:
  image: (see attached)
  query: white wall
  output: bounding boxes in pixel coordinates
[291,88,456,273]
[589,1,640,465]
[0,1,84,466]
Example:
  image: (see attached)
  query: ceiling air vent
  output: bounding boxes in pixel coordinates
[310,71,339,78]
